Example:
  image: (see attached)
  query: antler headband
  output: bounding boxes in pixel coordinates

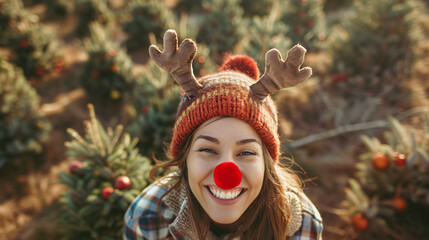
[149,29,312,100]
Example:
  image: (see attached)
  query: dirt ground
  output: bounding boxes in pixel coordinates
[1,3,429,240]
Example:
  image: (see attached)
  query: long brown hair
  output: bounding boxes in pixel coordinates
[150,129,302,240]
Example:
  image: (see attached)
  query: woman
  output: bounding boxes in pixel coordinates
[123,29,322,240]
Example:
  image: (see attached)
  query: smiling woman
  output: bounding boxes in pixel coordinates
[123,29,322,240]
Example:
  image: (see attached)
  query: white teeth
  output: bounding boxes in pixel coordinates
[226,192,232,199]
[208,186,243,200]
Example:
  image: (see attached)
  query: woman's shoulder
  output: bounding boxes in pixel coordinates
[289,189,323,240]
[123,174,178,240]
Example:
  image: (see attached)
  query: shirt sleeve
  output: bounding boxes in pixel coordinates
[123,183,175,240]
[291,192,323,240]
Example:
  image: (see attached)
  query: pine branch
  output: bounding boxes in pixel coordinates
[286,107,429,149]
[287,120,389,149]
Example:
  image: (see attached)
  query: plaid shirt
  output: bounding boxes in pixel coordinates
[123,178,323,240]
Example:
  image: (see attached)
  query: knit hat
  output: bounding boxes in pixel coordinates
[149,29,312,163]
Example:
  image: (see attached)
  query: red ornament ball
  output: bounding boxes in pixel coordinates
[394,152,406,166]
[91,70,99,78]
[392,197,407,211]
[69,161,83,174]
[102,187,114,199]
[213,162,242,190]
[20,40,29,48]
[142,106,149,115]
[332,73,348,83]
[372,152,389,170]
[108,49,116,57]
[115,176,131,190]
[35,67,44,76]
[352,212,369,231]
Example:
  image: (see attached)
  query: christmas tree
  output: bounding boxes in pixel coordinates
[121,0,175,51]
[240,0,273,17]
[345,116,429,239]
[7,23,61,80]
[279,0,327,51]
[44,0,75,20]
[57,104,153,239]
[191,43,217,78]
[127,61,181,160]
[328,0,424,98]
[0,57,51,168]
[196,0,246,64]
[173,0,204,15]
[74,0,113,37]
[0,0,37,45]
[81,22,136,103]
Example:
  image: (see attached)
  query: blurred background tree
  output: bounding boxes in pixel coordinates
[81,23,136,104]
[0,57,51,168]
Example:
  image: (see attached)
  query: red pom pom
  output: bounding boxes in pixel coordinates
[218,55,260,80]
[214,162,242,190]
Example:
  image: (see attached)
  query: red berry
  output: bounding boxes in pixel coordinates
[20,40,29,48]
[36,67,44,76]
[108,49,116,57]
[392,197,407,211]
[142,106,149,115]
[54,60,64,72]
[69,161,83,174]
[352,212,369,231]
[197,56,205,64]
[210,19,217,27]
[306,19,314,27]
[110,63,118,72]
[394,152,406,166]
[294,26,302,34]
[102,187,114,199]
[372,152,389,170]
[91,70,99,78]
[332,73,348,83]
[115,176,131,190]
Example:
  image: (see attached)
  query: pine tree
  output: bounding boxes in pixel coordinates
[240,14,292,73]
[127,61,181,160]
[44,0,76,20]
[192,44,217,78]
[196,0,246,64]
[58,104,153,239]
[0,0,39,45]
[121,0,175,51]
[74,0,113,37]
[279,0,327,51]
[240,0,274,17]
[329,0,424,97]
[81,22,136,103]
[345,116,429,239]
[173,0,204,15]
[0,57,51,168]
[7,23,61,79]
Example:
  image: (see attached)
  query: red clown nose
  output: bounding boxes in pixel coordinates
[213,162,242,190]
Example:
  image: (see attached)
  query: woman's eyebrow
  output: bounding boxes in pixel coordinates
[194,135,220,144]
[237,138,261,146]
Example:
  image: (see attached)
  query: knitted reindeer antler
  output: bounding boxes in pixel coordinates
[250,45,312,100]
[149,29,202,97]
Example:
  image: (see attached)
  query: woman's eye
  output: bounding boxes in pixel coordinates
[198,148,215,153]
[239,151,256,156]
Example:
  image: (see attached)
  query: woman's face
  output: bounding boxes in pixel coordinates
[187,117,265,224]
